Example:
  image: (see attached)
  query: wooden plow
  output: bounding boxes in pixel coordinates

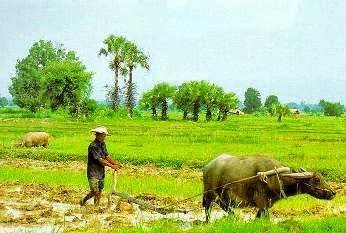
[107,170,189,215]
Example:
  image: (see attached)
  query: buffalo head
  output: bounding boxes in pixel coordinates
[282,172,336,200]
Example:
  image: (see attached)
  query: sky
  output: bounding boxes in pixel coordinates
[1,0,346,104]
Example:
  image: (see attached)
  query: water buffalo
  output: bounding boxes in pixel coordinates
[20,132,49,148]
[203,154,335,222]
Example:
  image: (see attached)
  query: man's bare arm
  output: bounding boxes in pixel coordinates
[98,157,122,170]
[105,156,123,169]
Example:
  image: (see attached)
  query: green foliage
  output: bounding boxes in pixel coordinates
[217,92,239,121]
[265,95,279,116]
[0,97,8,107]
[202,82,223,121]
[174,82,194,120]
[319,99,344,116]
[173,81,235,122]
[79,98,99,117]
[41,60,93,115]
[139,90,158,119]
[244,87,262,113]
[8,40,78,112]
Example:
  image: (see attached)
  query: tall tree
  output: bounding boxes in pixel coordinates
[9,40,78,112]
[152,82,176,120]
[122,41,150,119]
[264,95,279,116]
[244,87,262,113]
[98,35,128,111]
[41,60,93,115]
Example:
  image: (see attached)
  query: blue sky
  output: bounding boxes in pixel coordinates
[1,0,345,104]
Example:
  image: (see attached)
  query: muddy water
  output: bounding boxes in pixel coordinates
[0,225,61,233]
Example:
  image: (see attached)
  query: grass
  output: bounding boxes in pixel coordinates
[73,216,346,233]
[0,166,202,198]
[0,112,345,181]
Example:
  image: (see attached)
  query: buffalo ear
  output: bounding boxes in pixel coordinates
[281,172,314,179]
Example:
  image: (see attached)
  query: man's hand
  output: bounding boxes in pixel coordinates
[111,163,123,171]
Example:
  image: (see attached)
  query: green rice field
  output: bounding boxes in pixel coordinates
[0,109,345,232]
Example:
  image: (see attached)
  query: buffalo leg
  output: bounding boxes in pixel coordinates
[203,190,216,222]
[217,191,234,216]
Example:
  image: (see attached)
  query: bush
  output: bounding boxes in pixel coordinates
[79,99,98,117]
[319,100,344,116]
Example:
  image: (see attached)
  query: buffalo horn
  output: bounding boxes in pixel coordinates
[281,172,314,178]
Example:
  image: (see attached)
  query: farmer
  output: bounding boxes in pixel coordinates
[80,126,122,206]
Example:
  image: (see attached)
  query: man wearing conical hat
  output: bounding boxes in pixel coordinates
[80,126,122,206]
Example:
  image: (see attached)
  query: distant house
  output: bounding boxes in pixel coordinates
[289,108,300,115]
[229,109,245,115]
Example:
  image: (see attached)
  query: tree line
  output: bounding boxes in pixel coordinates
[139,81,239,121]
[5,35,345,119]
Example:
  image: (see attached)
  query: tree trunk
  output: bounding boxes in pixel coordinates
[206,105,212,121]
[221,111,227,121]
[183,111,188,120]
[152,107,157,119]
[161,99,168,121]
[278,114,282,122]
[192,101,199,122]
[112,61,120,111]
[126,67,134,119]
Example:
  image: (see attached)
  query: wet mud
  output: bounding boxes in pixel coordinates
[0,159,345,232]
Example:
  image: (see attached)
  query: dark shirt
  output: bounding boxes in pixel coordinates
[87,139,109,179]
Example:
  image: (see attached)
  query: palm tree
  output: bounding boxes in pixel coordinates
[123,41,150,119]
[152,82,176,120]
[98,35,127,111]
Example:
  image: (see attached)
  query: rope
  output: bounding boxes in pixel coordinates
[275,168,287,198]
